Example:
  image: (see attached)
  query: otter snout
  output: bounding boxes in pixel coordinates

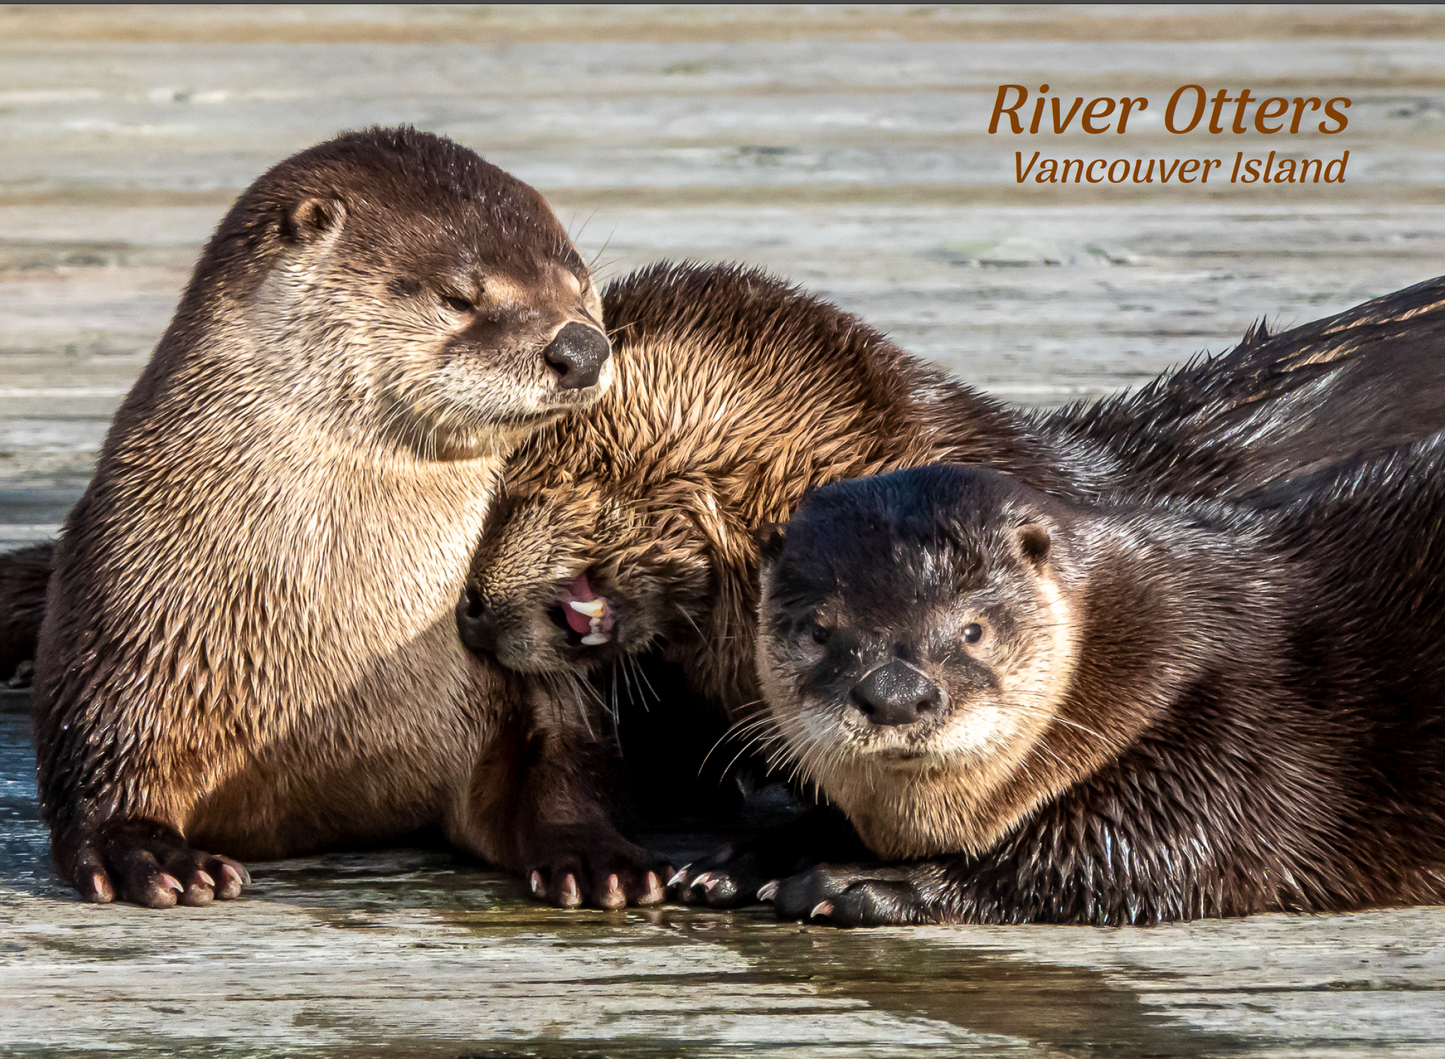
[457,585,500,655]
[849,661,944,727]
[544,322,610,389]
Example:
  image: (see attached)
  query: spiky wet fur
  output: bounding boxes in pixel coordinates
[467,266,1445,730]
[32,126,609,903]
[465,262,1072,727]
[758,455,1445,925]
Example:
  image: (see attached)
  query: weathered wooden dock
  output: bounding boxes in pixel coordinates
[4,6,1445,1055]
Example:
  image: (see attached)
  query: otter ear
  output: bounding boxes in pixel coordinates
[280,197,346,245]
[1013,521,1051,569]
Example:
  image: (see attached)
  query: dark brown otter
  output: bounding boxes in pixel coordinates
[456,265,1445,906]
[29,127,664,909]
[753,457,1445,925]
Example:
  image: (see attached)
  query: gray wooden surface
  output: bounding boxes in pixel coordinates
[4,6,1445,1056]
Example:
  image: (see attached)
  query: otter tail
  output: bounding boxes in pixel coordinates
[0,541,54,685]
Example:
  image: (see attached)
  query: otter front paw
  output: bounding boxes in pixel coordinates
[761,863,939,927]
[70,820,250,909]
[668,841,776,908]
[524,839,672,910]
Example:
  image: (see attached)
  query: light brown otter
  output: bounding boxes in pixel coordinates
[31,126,660,909]
[754,458,1445,926]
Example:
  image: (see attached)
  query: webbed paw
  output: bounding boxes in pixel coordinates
[668,841,776,908]
[70,819,250,909]
[524,836,672,910]
[761,863,937,927]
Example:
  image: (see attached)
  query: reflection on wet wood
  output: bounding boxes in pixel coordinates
[3,7,1445,1056]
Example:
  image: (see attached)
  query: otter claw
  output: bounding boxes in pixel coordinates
[218,861,248,894]
[530,870,543,894]
[195,870,216,889]
[601,873,626,910]
[667,865,691,888]
[158,873,185,896]
[810,901,834,919]
[758,880,779,902]
[559,873,581,908]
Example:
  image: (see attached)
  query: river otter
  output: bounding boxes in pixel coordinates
[456,265,1445,905]
[752,456,1445,925]
[30,126,666,909]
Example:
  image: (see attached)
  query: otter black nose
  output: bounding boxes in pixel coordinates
[850,661,943,727]
[456,585,499,654]
[543,322,610,390]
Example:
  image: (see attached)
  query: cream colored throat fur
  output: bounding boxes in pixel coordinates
[90,289,526,856]
[778,573,1083,861]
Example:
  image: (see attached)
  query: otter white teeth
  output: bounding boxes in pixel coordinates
[568,599,606,619]
[580,633,609,646]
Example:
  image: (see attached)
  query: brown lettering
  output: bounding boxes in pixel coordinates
[1165,85,1206,133]
[1231,89,1257,133]
[1255,97,1288,133]
[1052,96,1085,133]
[1116,97,1147,133]
[1324,151,1349,183]
[1207,89,1236,134]
[1081,97,1117,133]
[1290,97,1321,134]
[1320,98,1351,134]
[990,85,1029,134]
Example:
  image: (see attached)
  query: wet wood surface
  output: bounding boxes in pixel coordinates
[4,6,1445,1056]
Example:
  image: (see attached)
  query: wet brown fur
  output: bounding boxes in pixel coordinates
[32,127,615,908]
[464,262,1071,719]
[457,265,1445,909]
[464,265,1445,730]
[756,458,1445,925]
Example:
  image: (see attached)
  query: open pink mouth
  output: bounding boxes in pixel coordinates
[558,573,614,646]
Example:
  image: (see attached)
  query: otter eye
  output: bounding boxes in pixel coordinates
[962,622,983,645]
[804,618,831,646]
[441,294,475,314]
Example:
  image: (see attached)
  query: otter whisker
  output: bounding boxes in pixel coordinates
[631,655,659,704]
[673,603,716,659]
[699,713,780,779]
[617,657,636,712]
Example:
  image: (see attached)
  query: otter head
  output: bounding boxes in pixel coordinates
[177,125,609,458]
[755,465,1096,859]
[456,449,716,673]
